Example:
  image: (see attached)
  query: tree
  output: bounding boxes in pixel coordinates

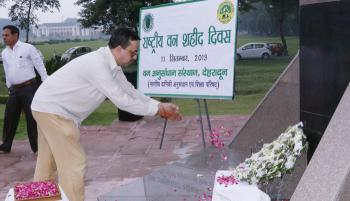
[76,0,171,33]
[238,3,272,36]
[238,0,260,12]
[261,0,299,55]
[7,0,60,42]
[76,0,259,33]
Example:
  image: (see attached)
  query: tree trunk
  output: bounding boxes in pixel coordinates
[25,0,32,43]
[278,0,288,56]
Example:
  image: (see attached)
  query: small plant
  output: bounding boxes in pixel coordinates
[45,55,67,75]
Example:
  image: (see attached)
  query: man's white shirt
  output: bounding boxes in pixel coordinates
[31,46,159,125]
[1,40,48,87]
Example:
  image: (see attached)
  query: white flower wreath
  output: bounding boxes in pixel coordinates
[230,122,308,185]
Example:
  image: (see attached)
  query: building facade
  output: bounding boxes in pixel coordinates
[32,18,106,40]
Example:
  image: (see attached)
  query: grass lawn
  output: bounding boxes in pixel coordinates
[0,36,299,140]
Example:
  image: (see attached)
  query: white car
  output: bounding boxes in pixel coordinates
[236,43,271,60]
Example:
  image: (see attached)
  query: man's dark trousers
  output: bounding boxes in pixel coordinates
[1,83,38,153]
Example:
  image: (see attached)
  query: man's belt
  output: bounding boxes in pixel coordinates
[12,78,36,89]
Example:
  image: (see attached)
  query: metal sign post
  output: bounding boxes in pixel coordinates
[159,99,212,149]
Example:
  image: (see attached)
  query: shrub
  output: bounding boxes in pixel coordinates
[45,55,68,75]
[0,94,8,104]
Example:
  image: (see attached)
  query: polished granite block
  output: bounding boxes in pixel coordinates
[98,147,245,201]
[300,0,350,159]
[291,84,350,201]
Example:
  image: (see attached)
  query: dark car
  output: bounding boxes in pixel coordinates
[61,46,92,62]
[267,43,284,56]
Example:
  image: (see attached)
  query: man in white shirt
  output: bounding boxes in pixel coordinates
[0,25,48,153]
[31,27,182,201]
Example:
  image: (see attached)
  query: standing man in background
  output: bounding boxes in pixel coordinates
[0,25,48,153]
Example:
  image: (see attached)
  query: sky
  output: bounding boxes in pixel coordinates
[0,0,82,23]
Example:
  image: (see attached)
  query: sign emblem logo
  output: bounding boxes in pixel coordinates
[142,13,154,32]
[217,0,234,24]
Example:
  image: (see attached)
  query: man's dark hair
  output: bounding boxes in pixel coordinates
[108,27,140,49]
[3,25,20,37]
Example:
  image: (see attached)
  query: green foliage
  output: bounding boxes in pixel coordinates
[76,0,260,33]
[0,64,6,95]
[260,0,298,55]
[7,0,60,42]
[238,1,298,55]
[76,0,173,32]
[261,0,299,17]
[0,94,8,104]
[238,0,260,12]
[44,55,67,75]
[239,3,274,35]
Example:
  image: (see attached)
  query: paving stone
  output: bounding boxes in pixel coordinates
[0,115,248,201]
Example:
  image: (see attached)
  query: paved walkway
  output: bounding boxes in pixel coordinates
[0,115,249,201]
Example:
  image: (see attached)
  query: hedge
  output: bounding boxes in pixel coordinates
[0,94,8,104]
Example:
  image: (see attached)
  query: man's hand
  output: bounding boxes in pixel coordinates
[157,103,182,121]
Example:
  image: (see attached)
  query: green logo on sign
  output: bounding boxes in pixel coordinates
[142,13,154,32]
[217,0,234,24]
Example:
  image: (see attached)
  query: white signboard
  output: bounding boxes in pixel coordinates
[138,0,238,99]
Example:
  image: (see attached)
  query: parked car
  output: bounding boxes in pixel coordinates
[236,43,271,60]
[267,42,284,56]
[61,46,92,62]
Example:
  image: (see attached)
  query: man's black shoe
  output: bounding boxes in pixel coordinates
[0,145,10,153]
